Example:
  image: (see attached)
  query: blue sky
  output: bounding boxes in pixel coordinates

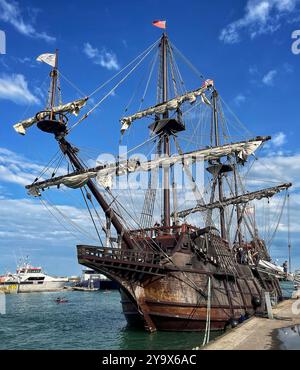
[0,0,300,275]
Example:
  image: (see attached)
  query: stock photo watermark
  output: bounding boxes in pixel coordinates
[95,146,205,202]
[0,291,6,315]
[0,30,6,55]
[292,30,300,55]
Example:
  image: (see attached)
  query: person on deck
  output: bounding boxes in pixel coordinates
[283,261,288,276]
[154,221,160,237]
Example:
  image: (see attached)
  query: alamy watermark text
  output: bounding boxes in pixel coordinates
[292,30,300,55]
[0,30,6,55]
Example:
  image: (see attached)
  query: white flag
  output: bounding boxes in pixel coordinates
[36,53,56,67]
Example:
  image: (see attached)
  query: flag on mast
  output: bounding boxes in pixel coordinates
[36,53,56,67]
[152,20,167,29]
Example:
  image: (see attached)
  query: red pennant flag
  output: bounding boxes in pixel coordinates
[152,20,167,29]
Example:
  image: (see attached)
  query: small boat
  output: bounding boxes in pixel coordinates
[73,269,119,290]
[55,297,69,303]
[0,257,68,294]
[72,286,98,292]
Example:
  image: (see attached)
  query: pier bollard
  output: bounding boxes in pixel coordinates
[265,291,273,320]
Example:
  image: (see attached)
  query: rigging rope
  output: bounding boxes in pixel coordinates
[79,187,104,246]
[139,50,159,111]
[69,40,159,132]
[88,37,161,98]
[170,41,206,82]
[287,192,291,272]
[124,51,156,115]
[266,191,288,249]
[40,197,99,242]
[33,150,62,183]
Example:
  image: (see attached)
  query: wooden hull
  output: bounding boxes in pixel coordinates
[77,227,282,332]
[79,257,280,332]
[118,271,271,332]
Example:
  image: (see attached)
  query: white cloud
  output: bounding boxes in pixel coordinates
[0,0,55,43]
[220,0,298,44]
[0,198,96,242]
[262,69,277,85]
[0,146,103,274]
[83,42,120,71]
[248,153,300,188]
[272,132,287,146]
[283,63,294,74]
[0,149,39,186]
[0,147,66,187]
[249,65,259,75]
[234,94,246,105]
[0,74,40,105]
[0,197,100,275]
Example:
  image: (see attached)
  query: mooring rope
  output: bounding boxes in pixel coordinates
[202,276,211,346]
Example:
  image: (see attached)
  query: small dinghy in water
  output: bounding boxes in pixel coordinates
[55,297,69,304]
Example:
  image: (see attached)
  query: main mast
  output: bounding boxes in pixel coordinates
[161,33,170,228]
[212,89,226,239]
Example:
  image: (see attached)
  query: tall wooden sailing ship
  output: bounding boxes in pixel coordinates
[13,31,292,332]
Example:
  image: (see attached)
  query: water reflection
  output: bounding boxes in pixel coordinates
[117,326,222,350]
[276,325,300,350]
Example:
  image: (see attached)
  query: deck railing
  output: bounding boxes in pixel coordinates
[77,245,165,266]
[128,224,199,239]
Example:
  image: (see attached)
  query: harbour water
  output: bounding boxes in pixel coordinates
[0,291,216,350]
[280,281,296,299]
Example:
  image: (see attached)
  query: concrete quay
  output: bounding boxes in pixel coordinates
[202,298,300,350]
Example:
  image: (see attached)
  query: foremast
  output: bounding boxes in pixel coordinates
[58,139,134,249]
[49,49,59,118]
[23,51,134,250]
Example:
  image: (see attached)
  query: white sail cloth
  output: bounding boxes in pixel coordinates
[27,137,268,196]
[28,173,91,197]
[259,260,284,274]
[176,183,292,217]
[120,81,213,133]
[13,97,89,135]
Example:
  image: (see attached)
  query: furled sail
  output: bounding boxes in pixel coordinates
[13,97,89,135]
[176,183,292,218]
[26,136,269,196]
[120,81,213,133]
[27,173,91,197]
